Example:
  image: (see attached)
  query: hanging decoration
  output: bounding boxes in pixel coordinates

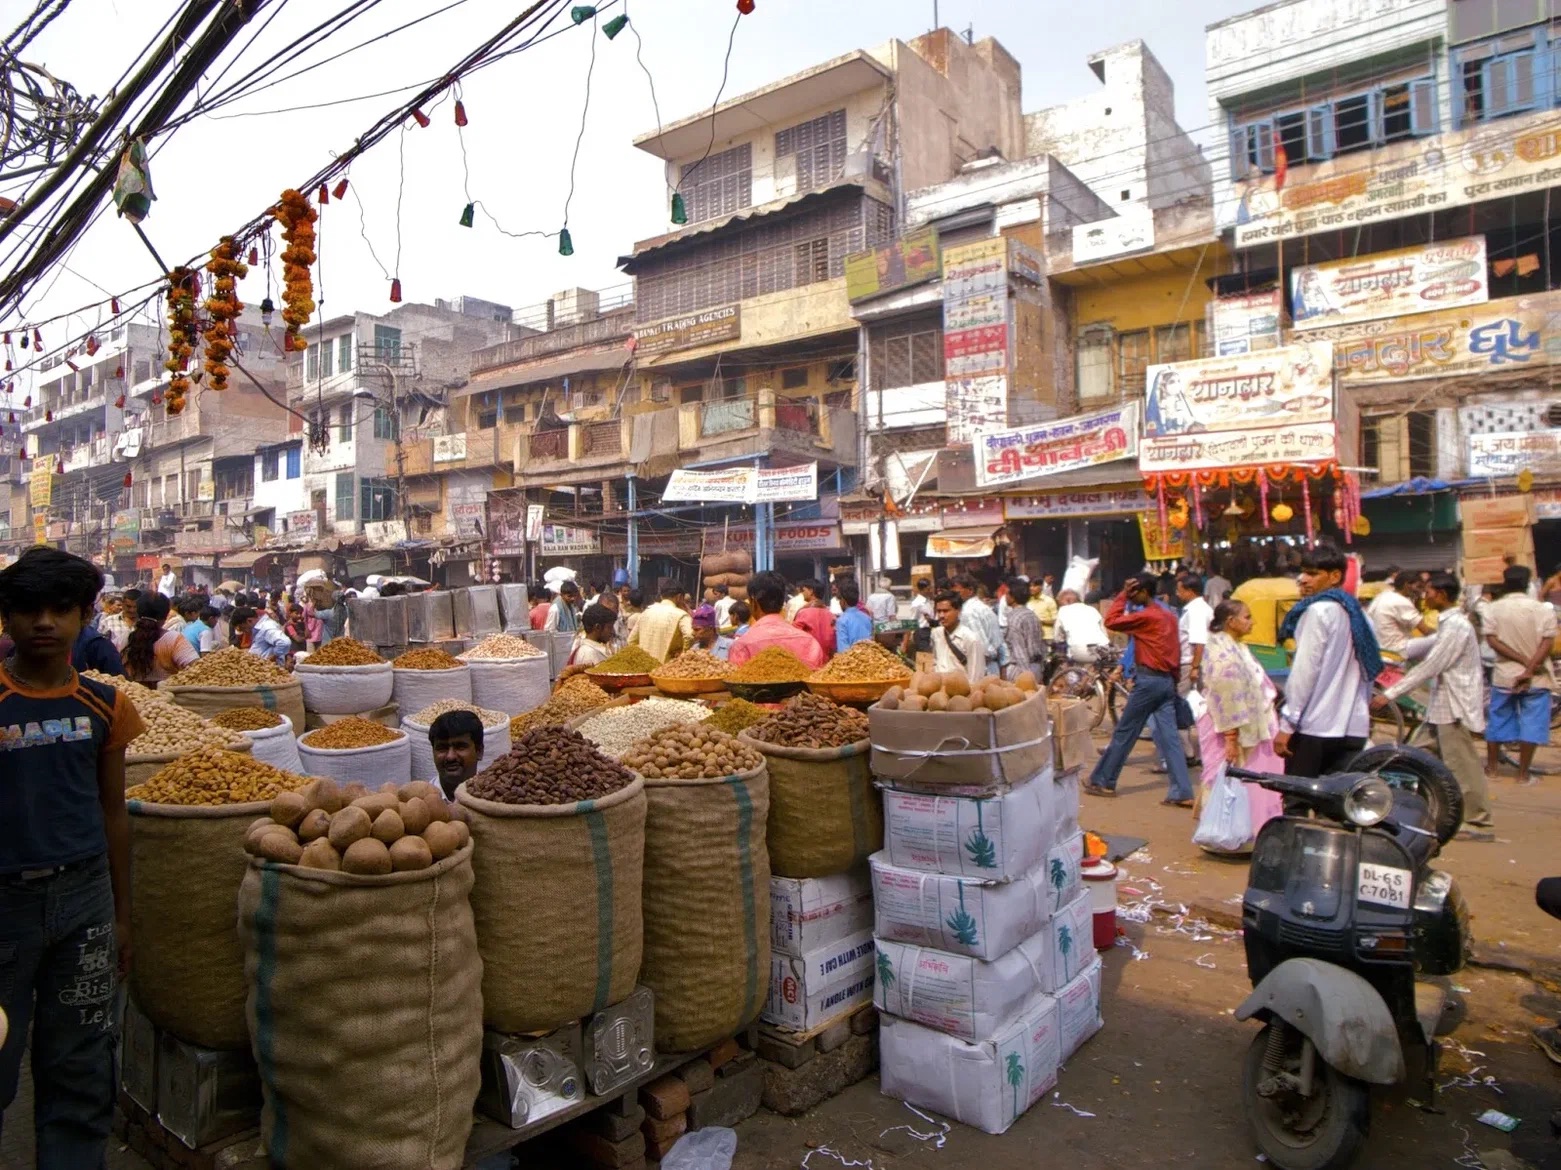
[203,237,248,392]
[333,178,349,200]
[163,267,198,415]
[411,108,431,128]
[389,278,402,303]
[737,0,755,12]
[1270,501,1293,524]
[111,138,155,224]
[454,100,468,127]
[275,189,317,353]
[558,227,574,256]
[603,14,628,38]
[1301,477,1313,545]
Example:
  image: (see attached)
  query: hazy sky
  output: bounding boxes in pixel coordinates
[3,0,1258,387]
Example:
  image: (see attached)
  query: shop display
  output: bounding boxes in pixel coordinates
[176,648,294,686]
[574,698,711,759]
[771,869,874,957]
[164,649,306,730]
[808,640,913,698]
[763,928,876,1032]
[877,673,1030,713]
[585,644,661,676]
[393,647,463,670]
[870,686,1051,793]
[467,727,635,804]
[296,643,395,715]
[508,675,611,738]
[746,691,868,749]
[727,647,812,683]
[80,669,159,704]
[127,700,250,758]
[391,649,473,715]
[306,638,385,666]
[651,649,732,681]
[296,720,411,786]
[460,633,547,659]
[210,707,285,731]
[880,767,1059,879]
[704,698,766,736]
[621,724,763,780]
[127,749,308,806]
[403,701,511,780]
[243,780,468,875]
[221,710,302,774]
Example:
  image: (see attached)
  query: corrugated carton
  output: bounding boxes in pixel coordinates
[869,689,1051,793]
[764,928,876,1032]
[879,991,1060,1135]
[1057,958,1104,1062]
[879,765,1055,879]
[770,869,874,958]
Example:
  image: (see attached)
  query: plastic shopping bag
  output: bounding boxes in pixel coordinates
[1192,762,1252,852]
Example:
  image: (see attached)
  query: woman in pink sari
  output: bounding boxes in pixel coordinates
[1193,599,1285,844]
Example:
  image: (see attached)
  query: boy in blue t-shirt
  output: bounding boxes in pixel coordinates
[0,547,144,1166]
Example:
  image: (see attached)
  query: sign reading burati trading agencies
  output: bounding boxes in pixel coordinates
[1290,237,1488,331]
[974,404,1139,489]
[1233,109,1561,247]
[633,305,740,356]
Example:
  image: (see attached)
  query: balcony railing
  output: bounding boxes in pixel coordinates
[699,399,756,438]
[582,420,622,457]
[529,427,569,461]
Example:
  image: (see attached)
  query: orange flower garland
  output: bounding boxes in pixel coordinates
[163,267,198,415]
[203,237,248,392]
[275,188,317,352]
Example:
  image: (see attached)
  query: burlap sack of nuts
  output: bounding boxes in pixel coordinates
[739,732,879,879]
[128,798,270,1049]
[457,775,645,1034]
[238,843,482,1170]
[125,735,251,789]
[639,760,771,1053]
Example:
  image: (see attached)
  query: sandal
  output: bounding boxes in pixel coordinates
[1083,783,1117,798]
[1161,798,1194,809]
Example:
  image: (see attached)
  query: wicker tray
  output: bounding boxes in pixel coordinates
[807,677,909,706]
[725,679,809,703]
[584,670,654,692]
[650,675,729,697]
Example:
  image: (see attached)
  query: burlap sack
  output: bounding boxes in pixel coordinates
[125,736,251,790]
[167,680,306,733]
[738,734,879,878]
[457,777,645,1033]
[126,797,267,1050]
[238,844,482,1170]
[640,762,770,1053]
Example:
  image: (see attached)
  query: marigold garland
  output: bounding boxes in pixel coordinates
[275,188,317,353]
[163,267,198,415]
[203,237,248,392]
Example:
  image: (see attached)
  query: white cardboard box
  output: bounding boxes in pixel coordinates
[874,891,1090,1043]
[879,765,1055,879]
[1057,957,1104,1062]
[871,852,1089,962]
[770,869,874,958]
[879,990,1061,1136]
[764,928,877,1032]
[1054,767,1080,846]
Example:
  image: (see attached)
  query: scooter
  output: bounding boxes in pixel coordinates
[1228,760,1471,1170]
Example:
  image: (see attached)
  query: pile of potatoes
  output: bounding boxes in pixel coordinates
[875,670,1040,714]
[243,777,470,875]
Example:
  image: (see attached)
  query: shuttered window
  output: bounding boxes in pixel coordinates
[776,109,847,192]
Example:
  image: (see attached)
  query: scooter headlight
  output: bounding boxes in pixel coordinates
[1344,776,1394,827]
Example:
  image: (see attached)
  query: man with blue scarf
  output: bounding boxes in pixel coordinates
[1275,542,1383,776]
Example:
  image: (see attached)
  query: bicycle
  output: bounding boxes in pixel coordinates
[1046,644,1131,730]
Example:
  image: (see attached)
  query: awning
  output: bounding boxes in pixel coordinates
[456,345,632,398]
[219,549,271,569]
[619,180,867,270]
[926,528,997,558]
[1361,476,1482,498]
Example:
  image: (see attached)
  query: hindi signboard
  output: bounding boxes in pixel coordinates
[974,404,1139,489]
[287,510,318,542]
[1467,430,1561,479]
[1071,210,1155,264]
[844,227,941,301]
[433,433,468,463]
[1290,237,1488,331]
[1003,487,1150,519]
[943,238,1010,378]
[1139,421,1341,473]
[1209,289,1284,355]
[1144,343,1334,438]
[662,463,818,504]
[28,464,51,509]
[946,376,1008,446]
[633,305,741,356]
[452,502,485,537]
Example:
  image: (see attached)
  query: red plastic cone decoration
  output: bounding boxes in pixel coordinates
[23,395,31,407]
[124,472,133,488]
[411,108,430,128]
[333,178,349,199]
[389,278,402,303]
[115,394,126,408]
[55,459,63,474]
[737,0,754,12]
[4,360,10,372]
[114,364,124,379]
[45,409,52,422]
[86,335,99,357]
[318,183,330,204]
[16,445,24,459]
[111,298,120,314]
[248,246,259,266]
[454,100,468,127]
[7,413,13,423]
[32,329,41,348]
[151,392,163,405]
[2,331,8,344]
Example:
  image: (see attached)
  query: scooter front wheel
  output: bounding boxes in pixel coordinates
[1242,1023,1370,1170]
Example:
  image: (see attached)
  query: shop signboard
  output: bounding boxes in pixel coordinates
[433,433,468,463]
[844,227,941,301]
[662,462,818,504]
[1140,421,1341,473]
[946,376,1008,446]
[942,500,1006,529]
[287,510,318,542]
[974,403,1139,488]
[1137,513,1187,562]
[608,519,844,558]
[943,323,1009,377]
[452,501,485,537]
[633,305,741,356]
[1467,429,1561,479]
[1071,210,1154,264]
[28,464,51,508]
[942,238,1007,300]
[364,519,408,546]
[1290,237,1488,331]
[111,509,141,551]
[525,503,545,542]
[1232,108,1561,248]
[1532,488,1561,521]
[540,522,600,556]
[486,492,529,556]
[1003,487,1151,519]
[1307,290,1561,384]
[33,513,47,544]
[1208,289,1283,355]
[1143,343,1334,439]
[943,238,1010,379]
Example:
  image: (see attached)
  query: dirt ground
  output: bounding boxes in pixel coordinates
[7,735,1560,1170]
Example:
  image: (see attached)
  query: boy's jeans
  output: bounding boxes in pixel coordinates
[0,855,118,1170]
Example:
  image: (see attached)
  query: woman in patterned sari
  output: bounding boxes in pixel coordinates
[1193,599,1284,842]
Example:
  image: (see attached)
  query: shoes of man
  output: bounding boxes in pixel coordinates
[1161,798,1194,809]
[1533,1025,1561,1065]
[1083,783,1117,798]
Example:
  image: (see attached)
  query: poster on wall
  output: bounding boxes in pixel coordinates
[540,523,600,556]
[1143,342,1334,438]
[946,376,1008,446]
[1208,289,1283,355]
[974,403,1139,488]
[1290,237,1488,331]
[844,227,941,301]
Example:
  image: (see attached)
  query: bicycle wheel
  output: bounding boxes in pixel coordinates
[1048,667,1106,729]
[1107,677,1132,725]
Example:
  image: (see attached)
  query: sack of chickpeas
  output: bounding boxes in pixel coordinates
[164,647,307,730]
[297,719,411,787]
[237,781,481,1170]
[125,749,316,1050]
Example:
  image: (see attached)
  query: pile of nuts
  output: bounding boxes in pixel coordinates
[704,698,767,736]
[586,645,661,676]
[170,648,292,687]
[407,699,510,728]
[299,718,404,750]
[651,649,732,680]
[128,701,247,757]
[810,639,912,684]
[393,647,464,670]
[746,691,868,749]
[727,646,812,683]
[243,778,471,873]
[877,671,1038,713]
[209,707,285,731]
[575,698,711,759]
[81,670,160,706]
[128,749,310,805]
[305,638,384,667]
[460,634,546,660]
[508,676,611,738]
[466,728,634,805]
[621,724,762,780]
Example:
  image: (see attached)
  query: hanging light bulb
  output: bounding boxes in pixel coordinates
[260,297,275,326]
[389,278,403,303]
[558,227,574,256]
[603,13,628,38]
[454,100,468,127]
[411,108,431,128]
[333,178,349,199]
[459,203,475,228]
[671,192,688,224]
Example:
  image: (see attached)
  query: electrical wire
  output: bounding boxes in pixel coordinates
[671,9,742,197]
[561,9,598,228]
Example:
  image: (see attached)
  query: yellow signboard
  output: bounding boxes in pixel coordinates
[29,464,52,508]
[844,227,941,301]
[32,512,47,544]
[1138,513,1186,563]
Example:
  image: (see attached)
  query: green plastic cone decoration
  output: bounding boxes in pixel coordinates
[670,192,688,224]
[459,202,475,227]
[603,14,628,38]
[558,227,574,256]
[570,5,597,22]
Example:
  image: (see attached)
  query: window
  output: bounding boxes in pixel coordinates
[360,478,396,522]
[795,238,831,284]
[337,404,353,443]
[1155,324,1194,366]
[260,449,279,482]
[285,446,300,478]
[868,319,944,391]
[679,143,752,223]
[781,367,809,390]
[372,405,397,440]
[477,409,498,429]
[504,403,527,424]
[1361,416,1381,471]
[1077,332,1112,404]
[775,109,847,192]
[1231,72,1437,175]
[306,345,319,382]
[374,324,401,361]
[319,341,333,380]
[1117,330,1151,397]
[338,334,353,372]
[334,472,355,521]
[80,365,93,389]
[1407,409,1437,479]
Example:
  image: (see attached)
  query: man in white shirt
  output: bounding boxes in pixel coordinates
[1483,564,1557,787]
[1174,571,1214,764]
[1054,588,1109,663]
[712,584,736,630]
[951,574,1002,666]
[931,590,987,682]
[1367,571,1430,656]
[866,578,899,623]
[1203,564,1232,606]
[157,563,179,599]
[543,580,582,633]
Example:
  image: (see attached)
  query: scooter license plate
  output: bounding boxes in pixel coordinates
[1356,863,1412,909]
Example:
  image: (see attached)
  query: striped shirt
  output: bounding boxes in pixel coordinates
[1382,608,1486,733]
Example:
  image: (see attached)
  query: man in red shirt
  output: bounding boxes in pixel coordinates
[728,571,827,669]
[1084,577,1193,806]
[791,578,836,659]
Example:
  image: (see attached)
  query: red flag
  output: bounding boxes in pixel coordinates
[1273,143,1288,193]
